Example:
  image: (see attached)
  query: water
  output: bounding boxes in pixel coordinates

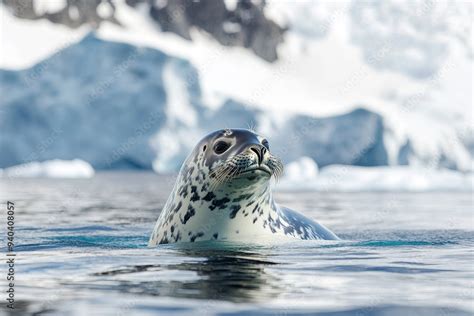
[0,172,473,315]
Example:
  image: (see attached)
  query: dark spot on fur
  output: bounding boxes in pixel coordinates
[181,205,196,224]
[170,225,175,233]
[229,205,241,219]
[211,197,230,210]
[270,226,276,233]
[174,231,181,242]
[190,186,200,202]
[167,213,175,223]
[190,232,204,242]
[253,217,258,223]
[213,233,218,239]
[232,193,253,203]
[203,192,216,201]
[284,226,294,235]
[275,218,282,229]
[187,166,195,177]
[178,185,188,198]
[172,201,182,214]
[190,193,200,202]
[252,204,259,214]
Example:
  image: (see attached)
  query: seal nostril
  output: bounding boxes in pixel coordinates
[250,146,263,165]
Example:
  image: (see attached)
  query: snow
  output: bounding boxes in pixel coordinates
[1,2,471,121]
[1,159,95,179]
[0,4,87,69]
[223,0,238,11]
[162,60,197,126]
[278,158,473,192]
[34,0,67,15]
[97,1,114,19]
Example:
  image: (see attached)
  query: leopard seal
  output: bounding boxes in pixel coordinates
[148,128,338,246]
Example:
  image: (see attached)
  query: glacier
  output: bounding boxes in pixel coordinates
[0,33,470,173]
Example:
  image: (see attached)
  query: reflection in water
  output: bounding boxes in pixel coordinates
[93,242,282,303]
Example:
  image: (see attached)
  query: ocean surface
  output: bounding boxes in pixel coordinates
[0,172,473,315]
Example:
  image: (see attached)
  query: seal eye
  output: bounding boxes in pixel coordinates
[262,139,269,150]
[213,141,230,154]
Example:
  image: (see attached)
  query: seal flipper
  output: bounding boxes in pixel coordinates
[278,207,339,240]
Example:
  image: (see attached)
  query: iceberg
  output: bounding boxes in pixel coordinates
[1,159,94,179]
[282,157,319,182]
[278,158,472,192]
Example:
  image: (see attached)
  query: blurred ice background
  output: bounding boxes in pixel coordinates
[0,0,472,191]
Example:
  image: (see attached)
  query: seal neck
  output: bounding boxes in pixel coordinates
[212,177,272,200]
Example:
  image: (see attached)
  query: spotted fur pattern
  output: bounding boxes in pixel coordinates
[148,130,339,246]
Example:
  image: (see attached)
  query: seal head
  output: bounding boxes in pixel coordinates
[148,128,338,246]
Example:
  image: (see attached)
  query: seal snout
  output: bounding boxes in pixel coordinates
[249,145,267,165]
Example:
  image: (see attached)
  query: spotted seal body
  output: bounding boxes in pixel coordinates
[148,129,338,246]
